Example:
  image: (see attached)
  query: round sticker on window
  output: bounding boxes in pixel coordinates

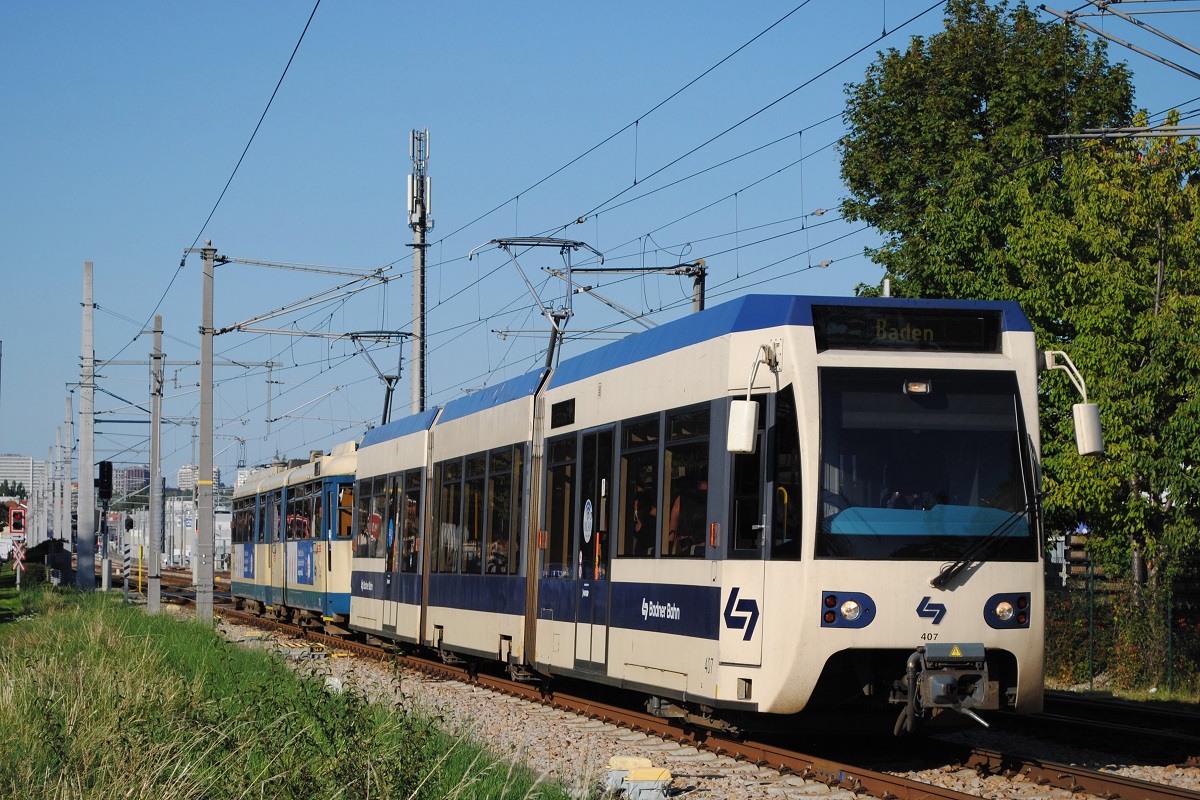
[583,499,593,544]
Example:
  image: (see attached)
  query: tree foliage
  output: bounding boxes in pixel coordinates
[839,0,1200,608]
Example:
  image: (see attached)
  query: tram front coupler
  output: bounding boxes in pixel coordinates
[892,643,994,734]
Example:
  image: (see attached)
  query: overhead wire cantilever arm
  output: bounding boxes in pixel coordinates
[544,268,657,330]
[347,331,411,427]
[469,237,604,368]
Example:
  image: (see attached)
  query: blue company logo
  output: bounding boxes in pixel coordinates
[723,587,760,641]
[916,596,947,624]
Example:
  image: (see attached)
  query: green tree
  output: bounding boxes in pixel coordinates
[839,0,1200,686]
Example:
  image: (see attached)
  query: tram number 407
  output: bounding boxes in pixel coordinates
[704,657,714,673]
[920,633,939,641]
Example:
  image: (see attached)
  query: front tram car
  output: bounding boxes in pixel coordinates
[347,295,1090,734]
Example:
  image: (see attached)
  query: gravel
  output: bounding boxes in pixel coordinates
[210,613,1199,799]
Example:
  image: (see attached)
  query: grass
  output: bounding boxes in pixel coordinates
[0,570,583,800]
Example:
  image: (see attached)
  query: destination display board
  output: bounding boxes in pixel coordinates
[812,305,1003,353]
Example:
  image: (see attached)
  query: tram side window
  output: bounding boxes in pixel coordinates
[731,398,766,553]
[544,437,576,577]
[337,486,354,539]
[664,408,709,557]
[462,455,486,574]
[619,418,659,557]
[487,446,519,575]
[256,496,268,544]
[366,477,386,558]
[354,479,371,556]
[313,485,324,539]
[400,471,421,573]
[286,487,311,541]
[232,499,248,544]
[267,490,282,543]
[385,473,402,573]
[771,385,803,560]
[435,460,463,573]
[354,477,384,558]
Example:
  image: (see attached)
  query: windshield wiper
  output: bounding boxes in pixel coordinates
[929,493,1042,589]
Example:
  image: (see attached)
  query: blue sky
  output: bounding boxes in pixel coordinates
[1,1,1196,487]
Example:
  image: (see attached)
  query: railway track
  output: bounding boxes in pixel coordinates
[210,605,1200,800]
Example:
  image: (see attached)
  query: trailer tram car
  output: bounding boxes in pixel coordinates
[349,294,1060,733]
[231,442,357,632]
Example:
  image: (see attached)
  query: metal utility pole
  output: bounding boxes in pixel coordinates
[77,262,96,591]
[409,128,432,415]
[148,315,163,614]
[196,243,216,623]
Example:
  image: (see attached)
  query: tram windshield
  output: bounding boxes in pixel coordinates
[816,368,1036,561]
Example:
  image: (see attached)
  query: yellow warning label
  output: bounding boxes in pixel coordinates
[949,645,963,657]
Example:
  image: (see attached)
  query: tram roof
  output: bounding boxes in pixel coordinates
[548,294,1031,390]
[360,407,440,449]
[365,294,1031,441]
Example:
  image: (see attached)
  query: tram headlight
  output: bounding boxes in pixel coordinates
[821,591,874,628]
[840,599,862,621]
[994,600,1015,621]
[984,592,1031,629]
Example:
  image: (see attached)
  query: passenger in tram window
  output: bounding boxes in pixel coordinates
[668,476,708,555]
[630,478,657,556]
[486,535,509,573]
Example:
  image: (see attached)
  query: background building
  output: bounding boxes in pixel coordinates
[0,454,48,494]
[114,465,149,503]
[176,464,221,493]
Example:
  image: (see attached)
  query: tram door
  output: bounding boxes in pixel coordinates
[575,428,614,673]
[273,489,288,612]
[263,490,281,611]
[317,485,334,616]
[721,397,767,667]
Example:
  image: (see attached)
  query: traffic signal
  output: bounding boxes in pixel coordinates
[98,461,113,501]
[10,507,25,534]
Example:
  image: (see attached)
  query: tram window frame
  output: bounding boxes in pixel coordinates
[400,470,422,573]
[729,396,767,557]
[385,473,402,572]
[366,477,386,559]
[486,445,520,576]
[255,495,267,544]
[353,478,372,557]
[233,498,252,544]
[313,483,324,540]
[770,384,803,560]
[435,459,463,573]
[267,490,282,544]
[544,436,577,578]
[462,454,487,575]
[663,406,710,558]
[336,485,354,539]
[618,416,660,557]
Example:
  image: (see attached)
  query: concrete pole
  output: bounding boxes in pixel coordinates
[46,446,53,544]
[196,243,216,623]
[64,397,73,553]
[77,262,96,591]
[148,315,163,614]
[56,427,63,546]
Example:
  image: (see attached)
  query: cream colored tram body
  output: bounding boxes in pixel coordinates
[349,295,1048,731]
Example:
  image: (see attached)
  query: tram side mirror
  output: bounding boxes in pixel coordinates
[727,399,758,454]
[1074,403,1104,456]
